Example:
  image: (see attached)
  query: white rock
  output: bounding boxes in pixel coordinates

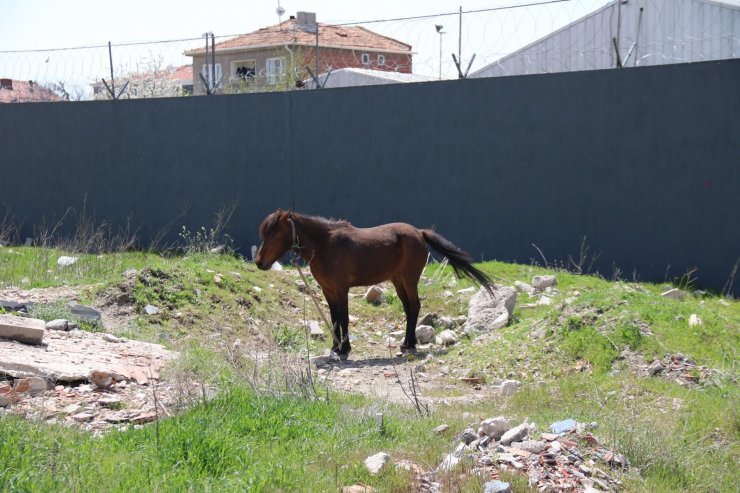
[688,314,703,327]
[434,329,459,346]
[661,288,685,301]
[46,319,69,331]
[438,453,460,472]
[499,380,521,397]
[307,320,325,339]
[144,304,160,315]
[514,281,535,295]
[532,275,557,293]
[270,262,282,271]
[103,333,122,343]
[57,256,78,267]
[415,325,436,344]
[464,286,517,334]
[500,422,532,445]
[365,285,385,304]
[252,286,262,293]
[478,416,510,440]
[365,452,390,474]
[537,295,553,306]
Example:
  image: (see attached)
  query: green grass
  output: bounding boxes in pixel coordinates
[0,248,738,492]
[0,387,455,493]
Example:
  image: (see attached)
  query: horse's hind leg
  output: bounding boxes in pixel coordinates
[392,276,420,353]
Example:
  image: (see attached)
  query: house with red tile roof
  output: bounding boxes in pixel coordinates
[91,65,193,100]
[184,12,412,94]
[0,79,63,103]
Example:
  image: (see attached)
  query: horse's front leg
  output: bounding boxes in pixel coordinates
[335,290,352,359]
[321,288,341,353]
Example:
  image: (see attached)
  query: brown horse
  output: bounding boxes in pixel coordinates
[254,209,492,358]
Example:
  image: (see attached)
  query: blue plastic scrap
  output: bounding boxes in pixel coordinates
[550,418,577,434]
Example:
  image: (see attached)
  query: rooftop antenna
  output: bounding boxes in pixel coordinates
[276,1,285,24]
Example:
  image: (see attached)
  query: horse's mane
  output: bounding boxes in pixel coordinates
[298,212,351,228]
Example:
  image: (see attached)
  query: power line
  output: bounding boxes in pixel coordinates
[331,0,572,26]
[1,0,573,54]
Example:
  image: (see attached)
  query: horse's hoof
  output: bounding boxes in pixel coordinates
[338,353,349,361]
[400,346,417,354]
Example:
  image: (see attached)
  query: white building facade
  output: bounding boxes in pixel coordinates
[471,0,739,78]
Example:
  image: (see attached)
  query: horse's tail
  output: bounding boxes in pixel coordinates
[421,229,493,293]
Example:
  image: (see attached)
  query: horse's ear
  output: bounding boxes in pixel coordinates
[287,208,293,218]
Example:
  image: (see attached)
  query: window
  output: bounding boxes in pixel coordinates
[377,54,385,66]
[266,57,284,85]
[233,60,256,80]
[361,53,370,65]
[200,63,223,90]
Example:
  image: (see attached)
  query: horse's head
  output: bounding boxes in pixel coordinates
[255,209,294,270]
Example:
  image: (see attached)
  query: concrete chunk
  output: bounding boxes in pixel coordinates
[0,314,45,345]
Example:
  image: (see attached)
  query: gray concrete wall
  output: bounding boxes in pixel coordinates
[1,59,738,293]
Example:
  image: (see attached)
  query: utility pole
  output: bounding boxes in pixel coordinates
[435,24,445,80]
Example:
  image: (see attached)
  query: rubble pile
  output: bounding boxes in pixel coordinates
[454,418,629,492]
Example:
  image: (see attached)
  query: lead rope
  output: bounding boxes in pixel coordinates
[287,218,343,352]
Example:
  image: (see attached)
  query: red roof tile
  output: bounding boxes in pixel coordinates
[0,79,63,103]
[186,19,411,55]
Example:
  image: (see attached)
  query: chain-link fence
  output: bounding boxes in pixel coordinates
[0,0,737,101]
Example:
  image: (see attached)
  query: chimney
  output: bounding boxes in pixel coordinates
[0,78,12,90]
[296,11,317,33]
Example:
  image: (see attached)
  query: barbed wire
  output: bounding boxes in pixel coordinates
[0,0,737,101]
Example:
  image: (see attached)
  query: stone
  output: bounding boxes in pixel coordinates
[307,320,324,339]
[646,360,663,376]
[71,412,95,423]
[213,273,223,284]
[550,418,577,434]
[102,333,122,343]
[461,428,477,445]
[537,295,553,306]
[415,325,435,344]
[438,453,460,471]
[438,316,455,329]
[514,281,535,295]
[13,377,49,395]
[417,313,437,326]
[57,256,78,267]
[484,480,512,493]
[464,285,517,334]
[144,304,160,316]
[434,329,458,346]
[478,416,510,440]
[365,285,384,304]
[532,275,557,293]
[499,379,521,396]
[0,314,45,345]
[343,485,377,493]
[89,370,116,389]
[661,288,685,301]
[98,395,122,408]
[67,303,101,322]
[46,319,69,331]
[0,300,24,312]
[688,314,703,327]
[433,424,449,434]
[123,268,138,278]
[270,262,282,271]
[513,440,546,454]
[500,422,532,445]
[364,452,390,474]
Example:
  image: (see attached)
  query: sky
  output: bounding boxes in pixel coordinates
[0,0,608,88]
